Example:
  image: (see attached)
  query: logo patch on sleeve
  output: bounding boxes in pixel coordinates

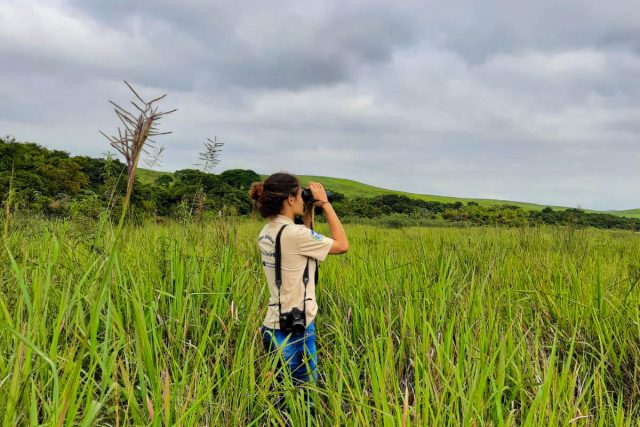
[310,230,323,241]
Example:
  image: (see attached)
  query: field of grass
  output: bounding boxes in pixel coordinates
[1,216,640,425]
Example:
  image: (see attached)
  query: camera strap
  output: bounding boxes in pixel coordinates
[309,219,320,286]
[273,224,309,319]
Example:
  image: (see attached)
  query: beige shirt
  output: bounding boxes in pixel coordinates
[259,215,334,329]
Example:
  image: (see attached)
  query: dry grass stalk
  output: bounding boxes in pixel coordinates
[196,137,224,173]
[190,137,224,220]
[99,81,176,276]
[100,81,176,209]
[144,145,166,169]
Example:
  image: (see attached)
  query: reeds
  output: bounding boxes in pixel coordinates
[1,221,640,425]
[100,81,175,238]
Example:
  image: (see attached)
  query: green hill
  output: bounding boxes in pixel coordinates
[608,209,640,219]
[137,168,637,217]
[137,168,173,184]
[288,175,570,211]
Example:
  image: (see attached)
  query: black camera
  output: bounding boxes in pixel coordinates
[301,188,333,203]
[279,307,306,334]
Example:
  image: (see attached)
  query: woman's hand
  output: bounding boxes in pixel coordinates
[308,182,329,207]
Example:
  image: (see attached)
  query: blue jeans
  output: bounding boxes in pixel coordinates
[261,322,318,385]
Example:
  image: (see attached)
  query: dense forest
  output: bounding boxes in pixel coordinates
[1,136,639,230]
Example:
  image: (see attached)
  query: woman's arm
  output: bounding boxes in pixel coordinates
[308,182,349,254]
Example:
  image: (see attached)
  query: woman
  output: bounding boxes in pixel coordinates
[249,173,348,396]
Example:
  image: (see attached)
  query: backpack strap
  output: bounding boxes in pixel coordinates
[274,225,287,289]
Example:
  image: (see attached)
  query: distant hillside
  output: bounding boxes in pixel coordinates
[288,175,571,212]
[137,168,637,217]
[608,209,640,219]
[137,168,172,184]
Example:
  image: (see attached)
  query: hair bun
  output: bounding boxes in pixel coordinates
[249,182,264,202]
[250,173,299,218]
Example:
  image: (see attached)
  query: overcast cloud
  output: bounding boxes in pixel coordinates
[1,0,639,210]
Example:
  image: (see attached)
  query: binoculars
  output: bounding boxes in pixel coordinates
[301,188,333,203]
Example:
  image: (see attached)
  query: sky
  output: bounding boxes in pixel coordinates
[1,0,639,210]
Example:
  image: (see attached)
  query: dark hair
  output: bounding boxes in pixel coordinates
[249,172,300,218]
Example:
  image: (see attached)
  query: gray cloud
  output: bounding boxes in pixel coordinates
[66,0,420,90]
[1,0,639,210]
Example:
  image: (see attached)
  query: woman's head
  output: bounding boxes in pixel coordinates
[249,172,304,218]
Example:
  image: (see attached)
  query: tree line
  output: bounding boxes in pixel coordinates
[332,195,640,230]
[0,137,257,220]
[1,137,638,231]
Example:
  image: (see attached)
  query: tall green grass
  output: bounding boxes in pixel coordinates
[1,218,640,425]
